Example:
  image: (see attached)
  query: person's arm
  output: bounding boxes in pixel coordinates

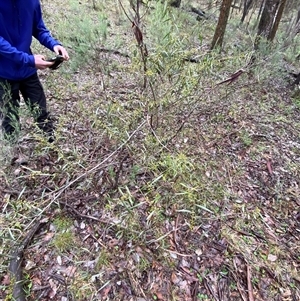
[32,2,60,51]
[0,36,55,70]
[33,2,69,60]
[0,36,35,67]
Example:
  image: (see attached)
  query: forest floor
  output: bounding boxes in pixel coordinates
[0,1,300,301]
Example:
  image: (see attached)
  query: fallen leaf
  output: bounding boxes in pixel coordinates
[65,266,77,277]
[155,292,164,300]
[44,232,55,242]
[32,276,42,286]
[57,255,62,265]
[267,254,277,262]
[48,279,58,298]
[1,274,10,285]
[107,239,119,247]
[171,272,180,284]
[25,260,36,270]
[101,284,111,298]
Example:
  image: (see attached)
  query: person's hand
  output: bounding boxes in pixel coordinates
[34,54,54,70]
[53,45,69,60]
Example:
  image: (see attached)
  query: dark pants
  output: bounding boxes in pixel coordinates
[0,73,53,138]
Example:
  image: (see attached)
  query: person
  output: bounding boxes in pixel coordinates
[0,0,69,143]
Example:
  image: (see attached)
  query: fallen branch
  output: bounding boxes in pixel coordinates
[217,69,245,85]
[9,219,48,301]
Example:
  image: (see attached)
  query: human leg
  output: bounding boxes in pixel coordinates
[0,80,21,139]
[20,73,55,142]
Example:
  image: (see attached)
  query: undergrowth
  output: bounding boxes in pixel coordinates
[1,0,299,300]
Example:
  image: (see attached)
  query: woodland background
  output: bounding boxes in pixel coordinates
[0,0,300,300]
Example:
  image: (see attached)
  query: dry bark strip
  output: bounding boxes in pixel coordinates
[8,219,48,301]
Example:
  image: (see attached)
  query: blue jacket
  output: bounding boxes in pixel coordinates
[0,0,60,80]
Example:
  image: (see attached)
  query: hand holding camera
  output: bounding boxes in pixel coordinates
[46,55,65,70]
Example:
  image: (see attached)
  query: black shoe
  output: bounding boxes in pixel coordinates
[38,116,55,143]
[47,132,55,143]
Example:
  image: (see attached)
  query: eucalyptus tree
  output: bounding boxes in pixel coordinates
[211,0,233,49]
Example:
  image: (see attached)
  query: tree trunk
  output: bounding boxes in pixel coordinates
[241,0,255,23]
[268,0,287,41]
[211,0,233,49]
[255,0,265,26]
[168,0,181,7]
[254,0,280,48]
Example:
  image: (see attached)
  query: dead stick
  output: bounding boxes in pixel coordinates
[59,201,139,233]
[217,69,244,85]
[247,264,255,301]
[9,219,48,301]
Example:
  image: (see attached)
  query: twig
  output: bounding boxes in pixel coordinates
[236,281,248,301]
[191,280,199,301]
[247,264,255,301]
[118,0,148,88]
[118,0,133,23]
[98,280,111,293]
[203,277,219,301]
[60,201,140,233]
[217,69,245,85]
[161,248,193,257]
[173,214,180,250]
[226,222,266,242]
[146,227,182,245]
[146,114,170,150]
[96,47,130,58]
[59,201,103,222]
[127,271,147,299]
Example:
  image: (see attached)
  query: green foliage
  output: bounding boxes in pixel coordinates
[52,216,75,252]
[145,1,203,78]
[55,0,109,70]
[197,293,209,300]
[240,129,252,147]
[96,248,111,268]
[53,216,73,230]
[152,153,194,181]
[52,230,75,252]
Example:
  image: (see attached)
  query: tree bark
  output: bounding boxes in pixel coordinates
[254,0,280,48]
[268,0,287,41]
[211,0,233,49]
[241,0,255,23]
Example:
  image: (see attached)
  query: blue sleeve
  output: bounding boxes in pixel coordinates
[0,36,35,67]
[33,2,61,51]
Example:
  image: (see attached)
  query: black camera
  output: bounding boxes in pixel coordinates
[46,55,64,70]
